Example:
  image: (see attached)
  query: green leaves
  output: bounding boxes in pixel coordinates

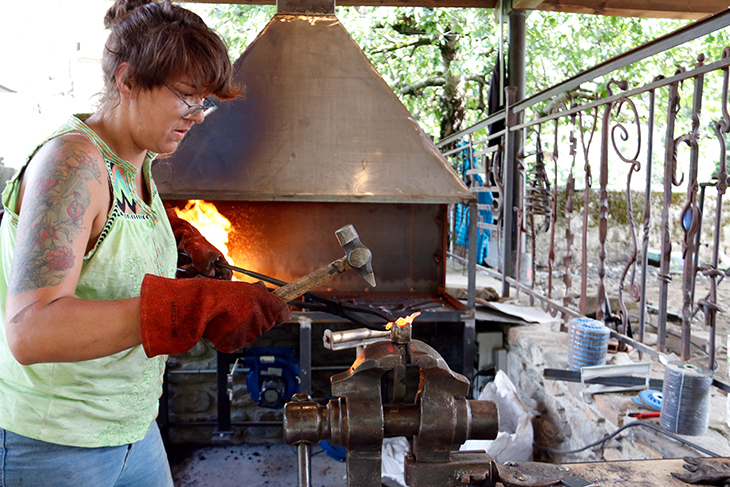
[193,4,728,142]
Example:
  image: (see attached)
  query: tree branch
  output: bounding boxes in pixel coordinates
[371,37,434,54]
[400,76,446,96]
[464,74,486,85]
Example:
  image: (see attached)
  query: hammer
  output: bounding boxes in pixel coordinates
[271,224,375,303]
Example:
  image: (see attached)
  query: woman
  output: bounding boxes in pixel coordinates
[0,1,290,485]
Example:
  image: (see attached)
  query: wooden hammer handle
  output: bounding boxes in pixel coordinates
[272,256,351,303]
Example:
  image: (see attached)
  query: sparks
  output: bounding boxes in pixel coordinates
[385,312,421,330]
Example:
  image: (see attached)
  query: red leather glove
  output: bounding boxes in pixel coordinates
[166,207,233,280]
[139,274,291,357]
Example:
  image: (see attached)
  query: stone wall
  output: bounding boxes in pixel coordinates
[532,189,730,268]
[504,322,730,463]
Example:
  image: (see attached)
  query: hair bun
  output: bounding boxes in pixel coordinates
[104,0,158,28]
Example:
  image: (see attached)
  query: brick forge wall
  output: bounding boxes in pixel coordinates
[503,322,730,463]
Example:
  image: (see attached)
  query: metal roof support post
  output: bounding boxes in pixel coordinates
[503,86,517,297]
[502,7,526,297]
[468,200,477,310]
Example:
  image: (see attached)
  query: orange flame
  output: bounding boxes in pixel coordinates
[385,312,421,330]
[174,200,233,263]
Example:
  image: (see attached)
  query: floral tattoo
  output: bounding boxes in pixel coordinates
[9,138,102,294]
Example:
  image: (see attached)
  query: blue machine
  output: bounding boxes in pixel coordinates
[320,440,347,462]
[244,347,300,409]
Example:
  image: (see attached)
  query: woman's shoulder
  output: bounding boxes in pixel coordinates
[30,132,106,180]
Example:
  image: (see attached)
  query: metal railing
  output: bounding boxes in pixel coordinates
[437,9,730,368]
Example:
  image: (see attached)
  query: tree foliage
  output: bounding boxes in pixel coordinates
[338,7,497,139]
[198,4,730,141]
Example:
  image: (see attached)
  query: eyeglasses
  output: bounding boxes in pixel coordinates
[165,85,217,119]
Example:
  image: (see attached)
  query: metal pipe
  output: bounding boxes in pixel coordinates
[437,111,506,148]
[503,8,527,297]
[299,317,312,395]
[502,87,518,297]
[468,201,477,309]
[507,9,527,103]
[297,443,312,487]
[323,328,391,352]
[216,351,232,436]
[324,328,391,345]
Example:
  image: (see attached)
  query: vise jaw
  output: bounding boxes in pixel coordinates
[284,321,499,487]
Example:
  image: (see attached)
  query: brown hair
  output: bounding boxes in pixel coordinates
[101,0,240,106]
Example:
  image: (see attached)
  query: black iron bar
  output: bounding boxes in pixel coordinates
[680,60,705,361]
[564,125,576,316]
[578,108,597,316]
[543,368,664,390]
[706,49,730,369]
[638,84,659,357]
[546,119,559,304]
[657,75,683,353]
[703,56,730,368]
[596,82,622,321]
[613,95,642,341]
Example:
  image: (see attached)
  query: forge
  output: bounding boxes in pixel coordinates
[153,0,483,454]
[149,1,730,485]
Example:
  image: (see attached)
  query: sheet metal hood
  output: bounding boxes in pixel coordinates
[153,6,474,204]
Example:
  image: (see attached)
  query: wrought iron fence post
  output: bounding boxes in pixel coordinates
[657,75,683,353]
[638,82,659,354]
[679,57,705,361]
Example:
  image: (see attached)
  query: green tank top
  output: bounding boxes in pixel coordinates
[0,115,178,447]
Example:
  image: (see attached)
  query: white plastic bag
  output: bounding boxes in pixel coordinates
[381,436,410,487]
[460,370,534,462]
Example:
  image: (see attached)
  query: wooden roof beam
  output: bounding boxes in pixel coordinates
[183,0,723,17]
[512,0,545,8]
[184,0,499,6]
[521,0,728,19]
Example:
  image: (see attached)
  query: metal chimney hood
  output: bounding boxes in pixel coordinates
[153,8,474,205]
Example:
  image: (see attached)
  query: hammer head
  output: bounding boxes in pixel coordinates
[335,224,376,287]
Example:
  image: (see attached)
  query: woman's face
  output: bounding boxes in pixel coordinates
[128,78,208,155]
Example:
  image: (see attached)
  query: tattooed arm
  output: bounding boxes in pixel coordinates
[5,134,142,365]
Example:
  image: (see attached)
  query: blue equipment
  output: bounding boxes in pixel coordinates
[244,347,300,409]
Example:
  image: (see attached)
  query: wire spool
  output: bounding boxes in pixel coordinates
[567,318,610,371]
[660,362,714,436]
